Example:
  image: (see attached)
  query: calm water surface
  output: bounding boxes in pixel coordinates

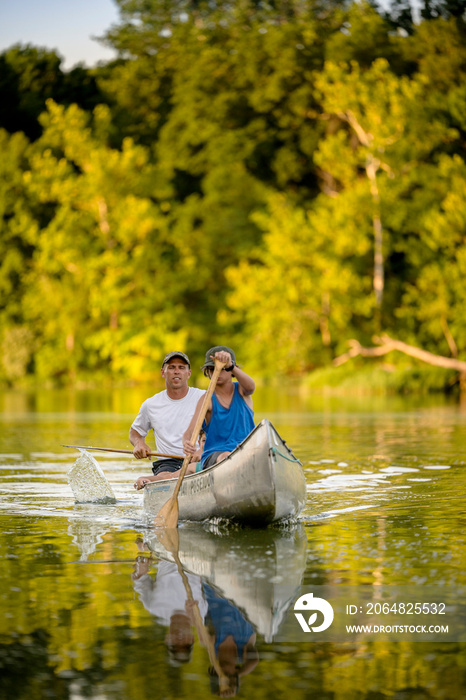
[0,387,465,699]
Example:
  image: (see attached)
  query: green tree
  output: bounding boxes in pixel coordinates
[0,129,38,382]
[380,0,415,35]
[2,4,466,384]
[325,2,398,67]
[223,193,374,375]
[314,57,453,313]
[420,0,466,21]
[223,37,465,374]
[0,44,107,140]
[101,0,329,197]
[20,101,175,381]
[98,0,336,367]
[397,155,466,357]
[402,17,466,91]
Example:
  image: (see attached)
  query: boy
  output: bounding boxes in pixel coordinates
[183,346,255,470]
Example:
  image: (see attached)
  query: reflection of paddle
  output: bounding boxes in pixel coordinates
[153,357,226,529]
[62,445,182,459]
[157,528,229,693]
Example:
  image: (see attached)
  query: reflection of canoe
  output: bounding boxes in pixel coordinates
[143,419,306,525]
[145,524,308,641]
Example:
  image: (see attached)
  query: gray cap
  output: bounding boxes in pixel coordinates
[201,345,236,369]
[162,351,190,368]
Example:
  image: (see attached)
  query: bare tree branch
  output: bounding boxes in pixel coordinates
[333,335,466,373]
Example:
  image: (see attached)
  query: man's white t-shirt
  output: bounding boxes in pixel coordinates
[131,387,205,456]
[133,561,207,625]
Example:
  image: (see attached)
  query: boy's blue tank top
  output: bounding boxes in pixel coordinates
[203,583,254,660]
[200,383,254,469]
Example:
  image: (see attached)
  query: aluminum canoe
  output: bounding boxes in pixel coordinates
[143,418,306,525]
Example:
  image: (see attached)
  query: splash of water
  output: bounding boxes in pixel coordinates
[67,450,116,503]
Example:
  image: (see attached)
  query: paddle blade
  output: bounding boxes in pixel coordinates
[67,450,116,503]
[153,455,190,529]
[155,527,180,554]
[153,496,179,529]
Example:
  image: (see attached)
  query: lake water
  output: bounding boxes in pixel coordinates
[0,387,465,699]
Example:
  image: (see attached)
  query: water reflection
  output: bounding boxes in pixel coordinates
[132,525,307,695]
[132,550,207,668]
[1,389,466,698]
[144,526,307,642]
[131,547,259,696]
[68,520,107,562]
[202,582,258,697]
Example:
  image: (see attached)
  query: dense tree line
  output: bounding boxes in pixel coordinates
[1,0,466,385]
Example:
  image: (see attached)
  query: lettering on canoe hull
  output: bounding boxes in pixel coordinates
[152,484,171,492]
[181,472,214,496]
[149,472,213,497]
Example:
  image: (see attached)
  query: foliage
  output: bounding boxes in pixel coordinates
[1,3,466,388]
[0,45,107,140]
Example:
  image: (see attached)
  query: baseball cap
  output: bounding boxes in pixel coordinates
[162,351,190,368]
[201,346,236,369]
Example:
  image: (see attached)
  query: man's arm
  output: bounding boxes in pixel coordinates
[129,427,152,459]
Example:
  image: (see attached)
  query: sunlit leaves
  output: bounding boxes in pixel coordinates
[399,155,466,353]
[2,6,466,383]
[224,193,374,374]
[12,100,177,380]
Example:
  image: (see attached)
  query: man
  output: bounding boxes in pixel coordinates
[132,546,207,667]
[183,346,255,470]
[131,351,205,489]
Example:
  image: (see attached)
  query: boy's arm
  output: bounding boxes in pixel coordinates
[215,348,254,398]
[231,365,255,397]
[183,395,212,455]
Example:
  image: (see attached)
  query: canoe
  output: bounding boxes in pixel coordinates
[144,524,308,641]
[143,418,306,525]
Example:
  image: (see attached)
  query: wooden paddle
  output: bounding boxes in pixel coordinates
[62,445,182,459]
[153,356,226,529]
[156,528,229,693]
